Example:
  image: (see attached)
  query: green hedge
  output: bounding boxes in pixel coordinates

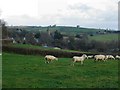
[2,45,98,58]
[3,45,117,57]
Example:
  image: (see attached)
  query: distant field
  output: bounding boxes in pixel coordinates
[56,27,101,35]
[10,26,102,36]
[8,26,119,42]
[3,53,118,88]
[89,33,119,42]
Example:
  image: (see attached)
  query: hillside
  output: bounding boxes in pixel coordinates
[8,26,106,35]
[89,33,119,42]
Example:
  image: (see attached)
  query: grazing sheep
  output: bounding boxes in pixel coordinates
[44,55,58,63]
[94,55,106,61]
[54,47,61,50]
[87,55,93,59]
[72,54,87,66]
[115,55,120,60]
[105,55,115,60]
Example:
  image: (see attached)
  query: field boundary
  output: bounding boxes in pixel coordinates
[2,45,100,57]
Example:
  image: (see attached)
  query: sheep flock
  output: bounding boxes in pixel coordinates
[44,54,119,66]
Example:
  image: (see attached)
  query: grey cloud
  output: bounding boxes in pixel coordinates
[95,7,117,22]
[69,3,93,12]
[60,17,117,30]
[4,3,118,30]
[4,13,117,30]
[5,15,41,26]
[67,2,117,30]
[5,14,62,26]
[0,9,2,17]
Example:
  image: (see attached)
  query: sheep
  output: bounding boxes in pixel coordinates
[94,55,106,62]
[105,55,109,60]
[105,55,115,60]
[115,55,120,60]
[44,55,58,63]
[72,54,87,66]
[87,55,93,59]
[54,47,61,50]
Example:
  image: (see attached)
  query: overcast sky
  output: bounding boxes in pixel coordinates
[0,0,119,30]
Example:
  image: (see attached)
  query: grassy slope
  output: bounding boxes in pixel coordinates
[3,53,118,88]
[89,33,119,42]
[56,27,100,35]
[13,26,101,35]
[9,26,118,42]
[27,26,119,42]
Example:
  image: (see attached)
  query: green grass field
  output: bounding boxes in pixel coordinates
[89,34,118,42]
[2,53,119,88]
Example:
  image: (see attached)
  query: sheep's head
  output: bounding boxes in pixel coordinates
[105,55,108,59]
[82,54,88,59]
[55,58,58,61]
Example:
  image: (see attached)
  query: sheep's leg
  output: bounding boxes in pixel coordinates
[94,59,96,62]
[46,60,49,64]
[81,61,83,65]
[45,58,47,63]
[105,58,107,61]
[72,62,74,66]
[51,60,54,63]
[98,59,100,62]
[45,61,47,63]
[94,59,97,62]
[72,61,75,66]
[73,63,74,66]
[45,60,48,64]
[103,59,106,62]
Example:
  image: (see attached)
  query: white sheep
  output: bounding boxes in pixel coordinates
[54,47,61,50]
[87,55,93,59]
[115,55,120,60]
[44,55,58,63]
[72,54,87,66]
[94,55,106,61]
[105,55,115,60]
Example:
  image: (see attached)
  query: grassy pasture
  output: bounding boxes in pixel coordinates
[89,33,119,42]
[2,53,119,88]
[11,26,101,35]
